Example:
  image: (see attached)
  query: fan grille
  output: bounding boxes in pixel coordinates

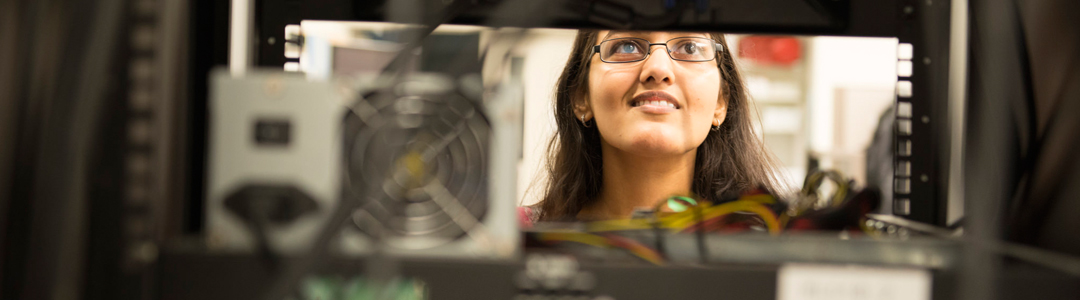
[344,75,489,249]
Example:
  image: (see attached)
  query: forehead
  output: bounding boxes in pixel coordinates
[597,31,711,43]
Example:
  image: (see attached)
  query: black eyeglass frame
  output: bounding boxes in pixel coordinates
[591,37,726,63]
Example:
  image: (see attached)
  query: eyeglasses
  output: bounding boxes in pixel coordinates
[593,37,723,63]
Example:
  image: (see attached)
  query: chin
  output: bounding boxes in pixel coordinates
[621,128,689,157]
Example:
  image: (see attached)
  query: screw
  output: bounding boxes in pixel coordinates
[268,37,276,45]
[922,116,930,123]
[924,57,931,65]
[904,6,914,15]
[921,174,929,182]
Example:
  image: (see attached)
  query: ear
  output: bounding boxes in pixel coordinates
[572,94,593,122]
[713,92,729,127]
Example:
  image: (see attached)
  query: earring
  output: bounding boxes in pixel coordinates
[580,114,592,128]
[711,118,720,131]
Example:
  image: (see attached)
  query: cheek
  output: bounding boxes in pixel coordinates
[686,69,722,104]
[681,69,722,117]
[589,66,638,110]
[679,68,722,145]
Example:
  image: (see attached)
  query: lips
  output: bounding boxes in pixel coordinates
[630,91,680,112]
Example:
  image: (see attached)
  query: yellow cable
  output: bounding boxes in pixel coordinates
[858,218,882,240]
[537,232,610,248]
[668,201,781,235]
[624,246,663,265]
[586,219,654,232]
[743,205,782,235]
[667,200,759,227]
[741,194,777,204]
[588,198,783,234]
[537,232,663,265]
[603,234,664,265]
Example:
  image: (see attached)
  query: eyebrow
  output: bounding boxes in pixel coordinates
[602,31,710,41]
[602,31,646,41]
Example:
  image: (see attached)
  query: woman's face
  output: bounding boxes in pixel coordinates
[579,31,726,158]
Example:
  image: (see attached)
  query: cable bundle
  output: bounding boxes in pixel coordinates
[529,170,884,266]
[583,191,782,235]
[535,231,665,265]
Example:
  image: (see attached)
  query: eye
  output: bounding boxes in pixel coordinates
[684,43,698,54]
[612,41,641,54]
[675,41,701,54]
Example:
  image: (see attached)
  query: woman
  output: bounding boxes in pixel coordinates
[532,30,783,222]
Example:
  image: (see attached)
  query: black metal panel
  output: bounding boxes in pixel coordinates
[186,0,230,234]
[257,0,304,67]
[254,0,901,67]
[158,251,779,300]
[157,251,1080,300]
[847,0,901,37]
[894,0,951,226]
[301,0,897,35]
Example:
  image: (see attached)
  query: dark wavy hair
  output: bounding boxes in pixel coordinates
[535,30,782,221]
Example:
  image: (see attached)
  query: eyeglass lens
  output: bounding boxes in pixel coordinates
[599,37,716,62]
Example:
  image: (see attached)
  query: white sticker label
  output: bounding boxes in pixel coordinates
[777,264,931,300]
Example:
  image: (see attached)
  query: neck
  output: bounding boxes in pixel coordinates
[580,143,697,220]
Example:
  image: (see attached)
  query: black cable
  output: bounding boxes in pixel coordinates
[694,202,707,264]
[246,203,279,270]
[650,221,665,261]
[649,209,667,261]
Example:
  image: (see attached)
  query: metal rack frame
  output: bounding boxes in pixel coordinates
[238,0,954,226]
[213,1,1080,299]
[200,0,1080,299]
[13,0,1080,299]
[206,0,970,297]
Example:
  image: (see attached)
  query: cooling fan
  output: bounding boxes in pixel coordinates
[342,74,490,250]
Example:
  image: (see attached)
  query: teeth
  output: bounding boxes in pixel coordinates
[635,100,677,109]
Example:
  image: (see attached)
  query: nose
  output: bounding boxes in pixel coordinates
[639,45,675,86]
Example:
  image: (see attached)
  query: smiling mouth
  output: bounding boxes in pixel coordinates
[630,91,680,109]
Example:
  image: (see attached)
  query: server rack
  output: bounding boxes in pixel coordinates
[6,0,1080,299]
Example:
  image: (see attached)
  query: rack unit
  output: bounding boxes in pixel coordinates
[246,0,952,226]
